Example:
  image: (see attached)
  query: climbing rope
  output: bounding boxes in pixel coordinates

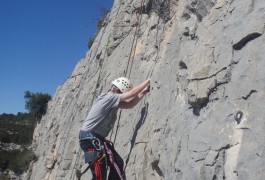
[111,0,167,143]
[110,0,146,144]
[126,0,145,78]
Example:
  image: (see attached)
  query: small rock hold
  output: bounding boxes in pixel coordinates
[150,24,157,30]
[179,61,188,69]
[183,27,189,36]
[235,111,243,124]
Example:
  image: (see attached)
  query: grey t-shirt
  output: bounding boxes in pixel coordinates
[80,93,121,137]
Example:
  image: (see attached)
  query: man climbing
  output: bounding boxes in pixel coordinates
[79,77,150,180]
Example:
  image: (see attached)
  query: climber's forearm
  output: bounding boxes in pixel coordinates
[119,92,146,109]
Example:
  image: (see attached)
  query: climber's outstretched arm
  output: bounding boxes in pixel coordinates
[119,80,150,109]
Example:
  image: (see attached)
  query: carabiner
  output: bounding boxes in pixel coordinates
[92,138,101,151]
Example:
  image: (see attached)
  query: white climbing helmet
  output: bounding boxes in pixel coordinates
[112,77,133,93]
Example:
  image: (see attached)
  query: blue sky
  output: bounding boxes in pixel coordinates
[0,0,114,114]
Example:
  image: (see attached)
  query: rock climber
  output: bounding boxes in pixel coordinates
[78,77,150,180]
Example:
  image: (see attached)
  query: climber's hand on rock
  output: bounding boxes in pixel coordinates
[142,85,150,94]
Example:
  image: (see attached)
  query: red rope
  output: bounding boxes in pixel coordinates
[94,161,102,180]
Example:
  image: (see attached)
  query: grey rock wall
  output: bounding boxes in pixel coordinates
[27,0,265,179]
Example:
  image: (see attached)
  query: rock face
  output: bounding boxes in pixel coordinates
[28,0,265,179]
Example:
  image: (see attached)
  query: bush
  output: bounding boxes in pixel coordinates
[87,6,110,49]
[0,149,36,174]
[24,91,51,119]
[88,36,96,49]
[0,113,35,145]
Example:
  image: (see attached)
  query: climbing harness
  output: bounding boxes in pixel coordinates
[77,132,124,180]
[77,132,107,179]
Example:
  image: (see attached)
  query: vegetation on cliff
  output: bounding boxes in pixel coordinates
[0,91,51,178]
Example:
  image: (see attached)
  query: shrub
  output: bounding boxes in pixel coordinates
[87,6,110,49]
[24,91,51,119]
[0,149,36,174]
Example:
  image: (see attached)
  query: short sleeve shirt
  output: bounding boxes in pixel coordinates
[80,93,121,137]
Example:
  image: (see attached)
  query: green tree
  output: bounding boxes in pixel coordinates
[24,91,51,119]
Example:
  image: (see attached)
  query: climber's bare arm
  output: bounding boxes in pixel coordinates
[119,84,150,109]
[119,79,150,102]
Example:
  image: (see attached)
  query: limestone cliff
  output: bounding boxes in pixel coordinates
[27,0,265,179]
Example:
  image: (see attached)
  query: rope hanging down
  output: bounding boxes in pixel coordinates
[112,0,169,144]
[110,0,146,144]
[125,0,145,78]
